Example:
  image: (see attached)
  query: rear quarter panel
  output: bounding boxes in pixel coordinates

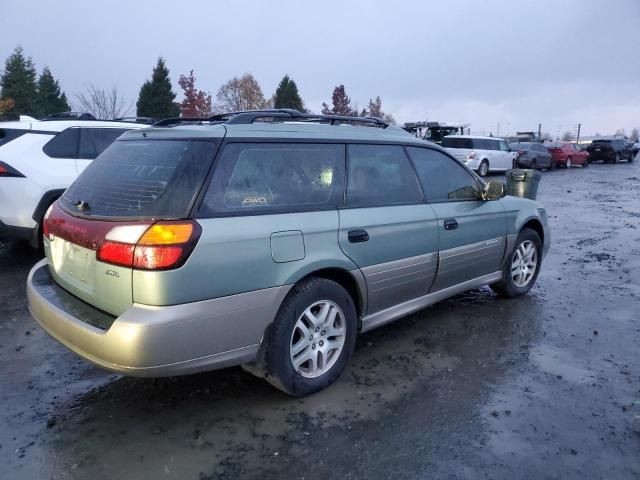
[132,211,358,306]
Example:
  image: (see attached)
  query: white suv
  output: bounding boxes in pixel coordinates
[442,135,517,176]
[0,116,146,246]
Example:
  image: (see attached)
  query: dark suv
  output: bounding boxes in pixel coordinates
[586,139,634,163]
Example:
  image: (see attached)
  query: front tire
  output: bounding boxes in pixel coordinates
[490,228,542,298]
[478,160,489,177]
[566,156,572,168]
[264,277,357,396]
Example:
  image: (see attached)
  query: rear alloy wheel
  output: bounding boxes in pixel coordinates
[478,160,489,177]
[490,228,542,298]
[264,277,357,396]
[566,157,572,168]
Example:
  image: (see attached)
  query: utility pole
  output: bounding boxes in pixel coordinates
[538,123,542,142]
[576,123,581,144]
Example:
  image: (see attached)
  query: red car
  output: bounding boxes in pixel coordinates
[545,142,589,168]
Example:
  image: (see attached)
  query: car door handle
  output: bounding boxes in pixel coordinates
[348,229,369,243]
[444,219,458,230]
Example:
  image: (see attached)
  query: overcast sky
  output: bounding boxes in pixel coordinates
[3,0,639,136]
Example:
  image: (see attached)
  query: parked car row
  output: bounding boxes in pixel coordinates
[441,134,635,176]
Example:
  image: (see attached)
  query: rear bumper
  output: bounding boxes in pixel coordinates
[27,259,291,377]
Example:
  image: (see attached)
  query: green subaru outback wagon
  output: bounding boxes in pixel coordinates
[27,109,550,396]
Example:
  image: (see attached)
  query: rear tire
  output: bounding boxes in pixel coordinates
[478,160,489,177]
[549,159,556,170]
[490,228,542,298]
[263,277,357,396]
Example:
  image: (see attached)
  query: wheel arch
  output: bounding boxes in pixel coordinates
[522,218,544,247]
[297,267,366,325]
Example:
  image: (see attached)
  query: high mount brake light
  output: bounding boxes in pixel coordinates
[97,221,201,271]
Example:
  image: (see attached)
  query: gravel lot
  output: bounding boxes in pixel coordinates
[1,159,639,480]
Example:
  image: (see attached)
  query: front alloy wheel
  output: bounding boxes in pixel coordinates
[511,240,538,287]
[490,228,542,298]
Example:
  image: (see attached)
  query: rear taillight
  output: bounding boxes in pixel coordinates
[97,221,201,271]
[0,161,25,177]
[467,151,476,160]
[42,204,53,238]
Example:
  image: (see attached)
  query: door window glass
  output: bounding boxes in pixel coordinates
[406,147,481,203]
[43,128,79,158]
[346,144,423,207]
[78,128,130,159]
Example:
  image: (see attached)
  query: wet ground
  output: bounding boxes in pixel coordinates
[1,159,639,480]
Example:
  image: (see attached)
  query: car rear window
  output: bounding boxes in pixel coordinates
[592,140,612,144]
[441,137,474,149]
[0,128,29,147]
[60,139,217,218]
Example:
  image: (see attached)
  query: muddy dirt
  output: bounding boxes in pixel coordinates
[1,160,639,479]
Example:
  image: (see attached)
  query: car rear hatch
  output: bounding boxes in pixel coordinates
[441,137,477,162]
[44,133,219,317]
[587,141,613,156]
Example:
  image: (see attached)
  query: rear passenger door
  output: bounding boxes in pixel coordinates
[76,128,130,173]
[405,147,507,291]
[338,144,439,315]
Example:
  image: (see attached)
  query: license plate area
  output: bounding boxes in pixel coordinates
[49,237,96,293]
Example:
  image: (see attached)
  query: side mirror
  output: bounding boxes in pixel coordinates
[483,180,505,201]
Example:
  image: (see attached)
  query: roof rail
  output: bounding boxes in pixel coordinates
[153,109,388,129]
[42,112,97,121]
[114,116,157,125]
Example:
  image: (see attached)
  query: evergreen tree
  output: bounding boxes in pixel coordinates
[136,57,180,119]
[34,67,70,117]
[273,74,304,111]
[0,46,37,114]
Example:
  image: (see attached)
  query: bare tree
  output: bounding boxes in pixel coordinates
[216,73,266,112]
[74,84,132,119]
[561,131,573,141]
[630,128,639,142]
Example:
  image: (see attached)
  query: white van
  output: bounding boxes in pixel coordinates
[442,135,516,176]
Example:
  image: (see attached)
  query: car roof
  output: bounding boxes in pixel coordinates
[0,119,146,132]
[444,134,506,141]
[120,122,435,146]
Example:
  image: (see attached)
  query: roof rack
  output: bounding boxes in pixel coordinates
[153,109,388,129]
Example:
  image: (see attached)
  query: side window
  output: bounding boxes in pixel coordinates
[406,147,481,203]
[346,144,423,207]
[498,141,510,151]
[200,143,344,215]
[0,128,29,147]
[42,128,80,158]
[78,128,130,159]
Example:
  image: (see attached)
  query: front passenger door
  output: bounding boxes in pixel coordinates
[406,147,507,291]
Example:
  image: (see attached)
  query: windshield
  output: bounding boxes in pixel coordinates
[60,139,217,219]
